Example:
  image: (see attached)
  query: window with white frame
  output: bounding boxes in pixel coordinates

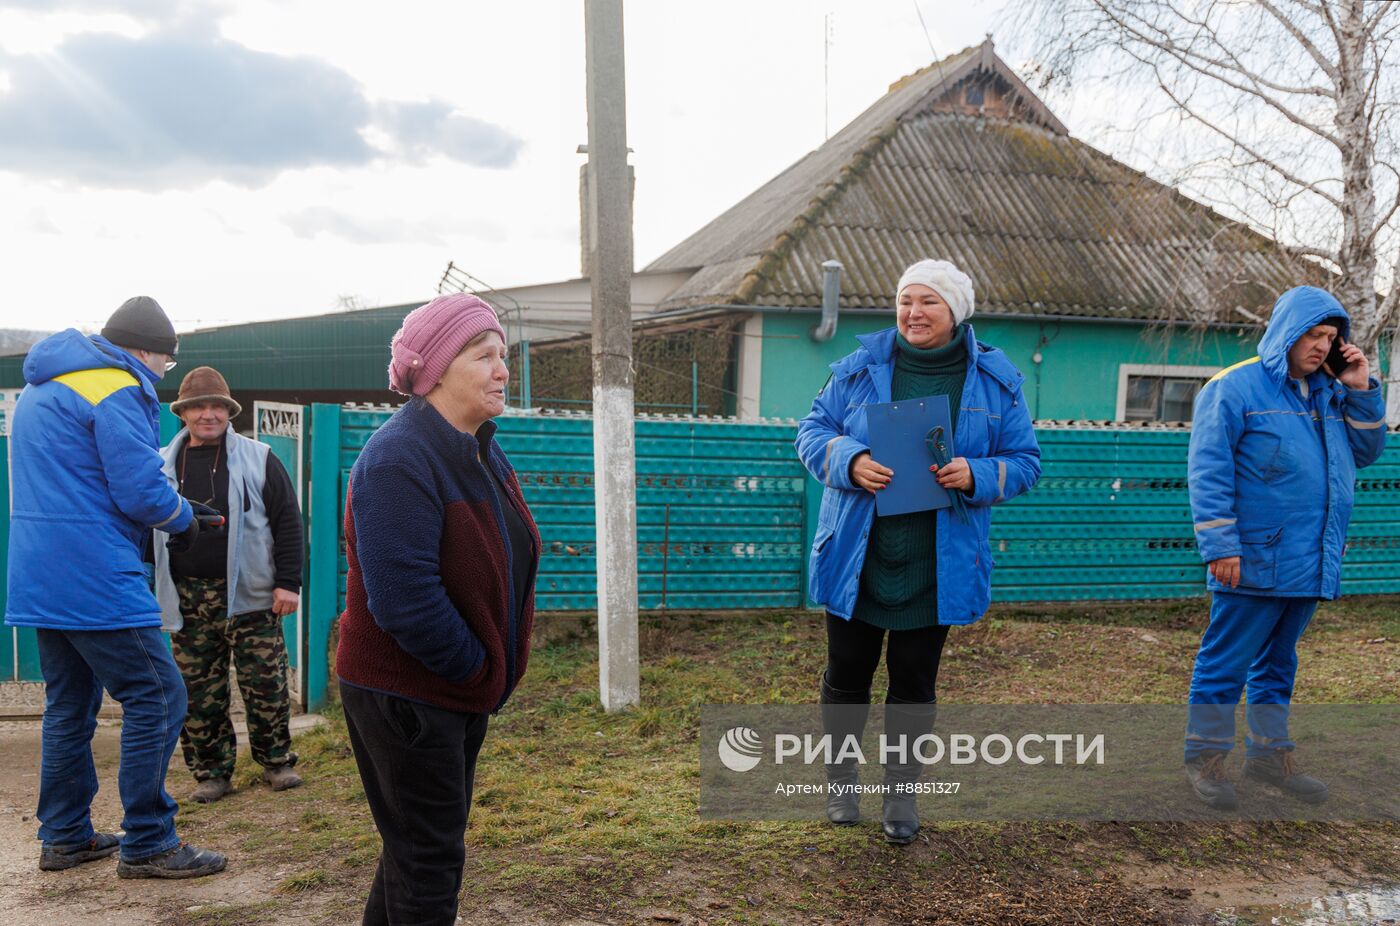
[1115,365,1222,422]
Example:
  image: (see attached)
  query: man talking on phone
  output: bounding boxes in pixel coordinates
[1184,285,1385,810]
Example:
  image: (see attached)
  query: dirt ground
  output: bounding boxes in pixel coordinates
[0,719,357,926]
[0,719,634,926]
[1,602,1396,925]
[0,721,1383,926]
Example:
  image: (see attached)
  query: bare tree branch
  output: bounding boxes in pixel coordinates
[1361,163,1400,251]
[1365,1,1391,34]
[1257,0,1340,80]
[1378,246,1400,330]
[1088,2,1343,143]
[1156,78,1344,208]
[1013,0,1400,353]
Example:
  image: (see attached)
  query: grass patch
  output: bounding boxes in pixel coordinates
[275,869,333,894]
[184,900,283,925]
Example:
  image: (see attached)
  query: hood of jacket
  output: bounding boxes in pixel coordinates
[1258,286,1350,384]
[23,329,157,389]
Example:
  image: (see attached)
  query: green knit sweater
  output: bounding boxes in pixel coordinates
[852,329,968,630]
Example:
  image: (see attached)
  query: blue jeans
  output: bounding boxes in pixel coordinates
[1185,592,1317,762]
[35,627,188,860]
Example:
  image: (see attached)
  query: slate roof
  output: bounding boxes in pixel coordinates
[645,40,1306,322]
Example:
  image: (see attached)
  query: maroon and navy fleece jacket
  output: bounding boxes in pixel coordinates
[336,397,539,714]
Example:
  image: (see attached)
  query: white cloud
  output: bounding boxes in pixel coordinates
[0,24,523,189]
[25,207,58,234]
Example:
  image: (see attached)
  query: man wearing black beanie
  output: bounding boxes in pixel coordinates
[3,297,227,878]
[101,295,181,356]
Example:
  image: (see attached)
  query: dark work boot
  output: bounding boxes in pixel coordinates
[1244,748,1329,805]
[190,777,231,804]
[1185,751,1239,811]
[881,695,937,845]
[117,842,227,880]
[39,832,120,871]
[262,764,303,792]
[820,672,870,826]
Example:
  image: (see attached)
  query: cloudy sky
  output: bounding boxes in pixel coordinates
[0,0,1048,331]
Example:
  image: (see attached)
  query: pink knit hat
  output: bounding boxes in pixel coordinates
[388,294,506,396]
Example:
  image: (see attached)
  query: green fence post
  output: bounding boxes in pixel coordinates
[159,403,181,444]
[306,403,342,712]
[521,339,531,409]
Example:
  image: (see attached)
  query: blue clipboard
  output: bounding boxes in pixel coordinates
[866,395,954,517]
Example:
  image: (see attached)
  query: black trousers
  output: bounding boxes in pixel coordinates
[340,682,490,926]
[825,613,950,702]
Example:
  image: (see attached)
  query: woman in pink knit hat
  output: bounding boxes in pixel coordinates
[336,293,540,926]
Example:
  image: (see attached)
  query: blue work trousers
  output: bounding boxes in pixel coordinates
[1184,592,1316,762]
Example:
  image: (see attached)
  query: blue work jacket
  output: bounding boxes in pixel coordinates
[795,326,1041,624]
[1189,286,1386,599]
[5,330,193,630]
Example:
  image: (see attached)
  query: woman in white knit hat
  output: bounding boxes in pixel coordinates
[794,258,1042,844]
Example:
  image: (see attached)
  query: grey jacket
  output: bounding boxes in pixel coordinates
[154,426,279,630]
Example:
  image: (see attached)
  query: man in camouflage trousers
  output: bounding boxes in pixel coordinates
[153,367,305,803]
[174,578,297,793]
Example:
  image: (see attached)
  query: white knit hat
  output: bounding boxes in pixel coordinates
[896,259,975,325]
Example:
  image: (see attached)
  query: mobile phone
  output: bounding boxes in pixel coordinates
[1325,336,1352,376]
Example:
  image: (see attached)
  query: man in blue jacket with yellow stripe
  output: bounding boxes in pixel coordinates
[1185,285,1386,810]
[4,297,225,878]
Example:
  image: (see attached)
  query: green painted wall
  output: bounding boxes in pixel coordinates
[758,312,1261,421]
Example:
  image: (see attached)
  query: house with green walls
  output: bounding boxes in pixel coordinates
[624,39,1323,425]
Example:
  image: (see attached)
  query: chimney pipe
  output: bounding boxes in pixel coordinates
[812,259,843,342]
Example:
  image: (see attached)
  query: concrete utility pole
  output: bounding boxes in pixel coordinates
[584,0,639,711]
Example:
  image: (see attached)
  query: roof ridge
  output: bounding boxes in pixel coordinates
[732,122,900,304]
[885,42,984,95]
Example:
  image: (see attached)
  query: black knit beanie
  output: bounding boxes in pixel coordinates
[102,296,178,355]
[1320,315,1349,338]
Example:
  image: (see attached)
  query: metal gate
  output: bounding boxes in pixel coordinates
[254,402,308,710]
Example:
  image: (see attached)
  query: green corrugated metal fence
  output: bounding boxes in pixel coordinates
[996,425,1400,599]
[330,407,807,614]
[6,410,1400,708]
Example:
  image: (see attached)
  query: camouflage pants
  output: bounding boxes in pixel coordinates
[171,577,298,781]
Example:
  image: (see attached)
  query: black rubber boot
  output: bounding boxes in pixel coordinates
[820,672,870,825]
[881,695,937,845]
